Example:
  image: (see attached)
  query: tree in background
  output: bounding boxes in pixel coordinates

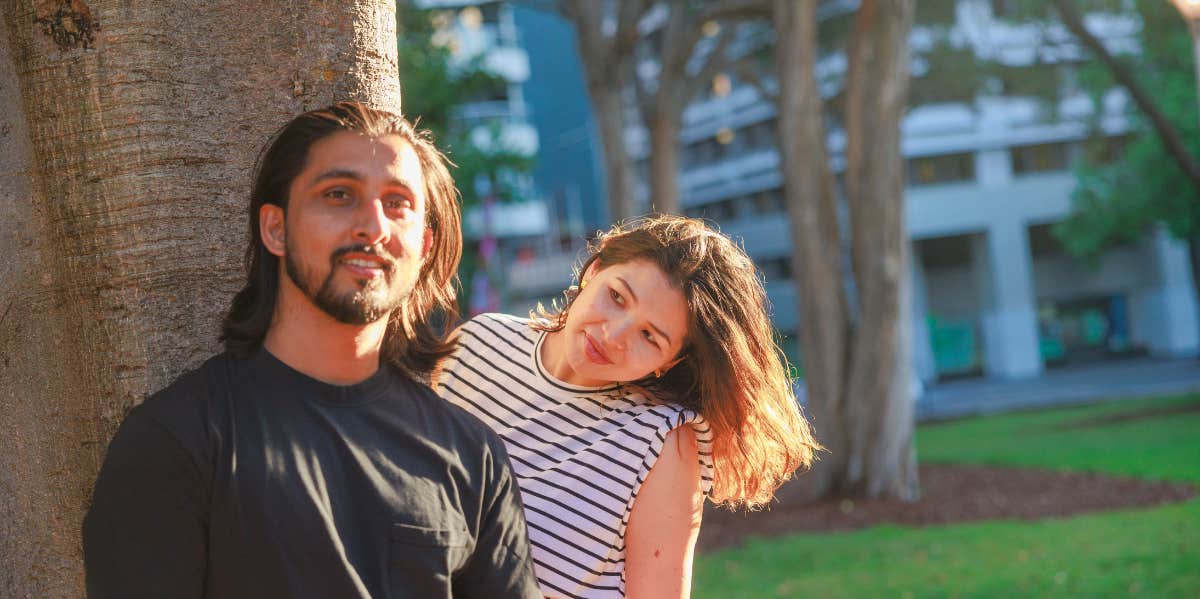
[550,0,649,222]
[770,0,919,500]
[0,2,402,595]
[1049,0,1200,323]
[629,0,769,215]
[547,0,781,217]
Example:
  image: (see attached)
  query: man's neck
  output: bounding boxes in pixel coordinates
[263,295,389,386]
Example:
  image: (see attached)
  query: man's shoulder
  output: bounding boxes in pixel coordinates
[110,352,238,467]
[393,370,507,454]
[132,352,239,438]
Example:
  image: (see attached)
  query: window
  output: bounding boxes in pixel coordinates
[756,257,792,281]
[696,199,736,221]
[1011,142,1070,175]
[1083,134,1131,165]
[907,152,975,186]
[744,119,777,151]
[751,188,784,215]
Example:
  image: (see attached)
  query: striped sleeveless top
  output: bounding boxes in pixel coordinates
[437,313,715,598]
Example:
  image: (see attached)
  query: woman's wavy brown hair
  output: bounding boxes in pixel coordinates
[533,215,820,509]
[221,101,461,377]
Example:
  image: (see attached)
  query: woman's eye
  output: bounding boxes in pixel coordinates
[609,288,624,305]
[642,330,658,346]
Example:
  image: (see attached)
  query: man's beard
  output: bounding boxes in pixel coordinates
[284,243,417,325]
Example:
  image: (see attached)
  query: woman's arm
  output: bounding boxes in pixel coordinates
[624,425,704,599]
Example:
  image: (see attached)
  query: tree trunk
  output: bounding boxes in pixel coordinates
[840,0,918,500]
[589,81,637,222]
[772,0,852,496]
[0,2,401,596]
[647,104,682,214]
[559,0,644,223]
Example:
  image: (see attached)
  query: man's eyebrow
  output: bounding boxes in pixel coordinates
[311,169,417,192]
[617,276,673,346]
[312,169,363,184]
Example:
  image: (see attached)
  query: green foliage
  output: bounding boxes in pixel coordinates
[693,394,1200,598]
[911,39,985,105]
[1056,0,1200,258]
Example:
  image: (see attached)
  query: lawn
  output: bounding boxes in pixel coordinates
[692,393,1200,598]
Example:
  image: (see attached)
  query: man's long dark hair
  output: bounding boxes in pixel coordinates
[221,101,462,377]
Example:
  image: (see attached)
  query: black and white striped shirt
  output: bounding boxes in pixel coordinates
[437,313,715,599]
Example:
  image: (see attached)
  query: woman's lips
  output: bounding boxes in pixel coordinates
[583,332,612,365]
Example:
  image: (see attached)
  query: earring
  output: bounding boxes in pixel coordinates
[654,368,663,378]
[580,279,588,290]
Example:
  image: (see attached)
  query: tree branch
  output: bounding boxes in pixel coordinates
[1053,0,1200,189]
[687,25,740,100]
[732,51,778,104]
[696,0,772,23]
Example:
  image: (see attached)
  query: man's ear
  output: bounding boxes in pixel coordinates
[259,204,286,257]
[421,227,433,259]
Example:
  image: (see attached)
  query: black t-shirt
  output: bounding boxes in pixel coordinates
[83,349,540,599]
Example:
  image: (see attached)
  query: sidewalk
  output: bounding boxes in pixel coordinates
[917,356,1200,422]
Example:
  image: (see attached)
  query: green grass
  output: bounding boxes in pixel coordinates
[693,394,1200,599]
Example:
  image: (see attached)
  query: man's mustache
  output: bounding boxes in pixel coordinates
[330,244,395,271]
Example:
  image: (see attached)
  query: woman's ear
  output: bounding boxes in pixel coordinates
[259,204,286,257]
[582,259,600,285]
[655,356,685,378]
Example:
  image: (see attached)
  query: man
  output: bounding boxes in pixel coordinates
[83,102,540,598]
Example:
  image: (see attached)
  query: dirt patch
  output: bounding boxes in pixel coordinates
[698,464,1196,553]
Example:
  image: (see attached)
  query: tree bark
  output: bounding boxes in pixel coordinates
[0,2,401,595]
[840,0,917,500]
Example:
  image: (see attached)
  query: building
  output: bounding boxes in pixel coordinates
[491,2,1200,383]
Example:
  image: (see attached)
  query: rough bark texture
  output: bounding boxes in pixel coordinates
[774,0,917,500]
[0,1,401,596]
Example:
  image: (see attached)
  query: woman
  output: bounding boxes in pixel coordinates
[436,215,819,598]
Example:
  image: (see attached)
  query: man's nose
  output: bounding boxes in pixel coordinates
[353,198,390,245]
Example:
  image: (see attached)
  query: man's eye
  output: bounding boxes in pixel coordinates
[326,188,352,203]
[384,195,413,211]
[642,330,658,346]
